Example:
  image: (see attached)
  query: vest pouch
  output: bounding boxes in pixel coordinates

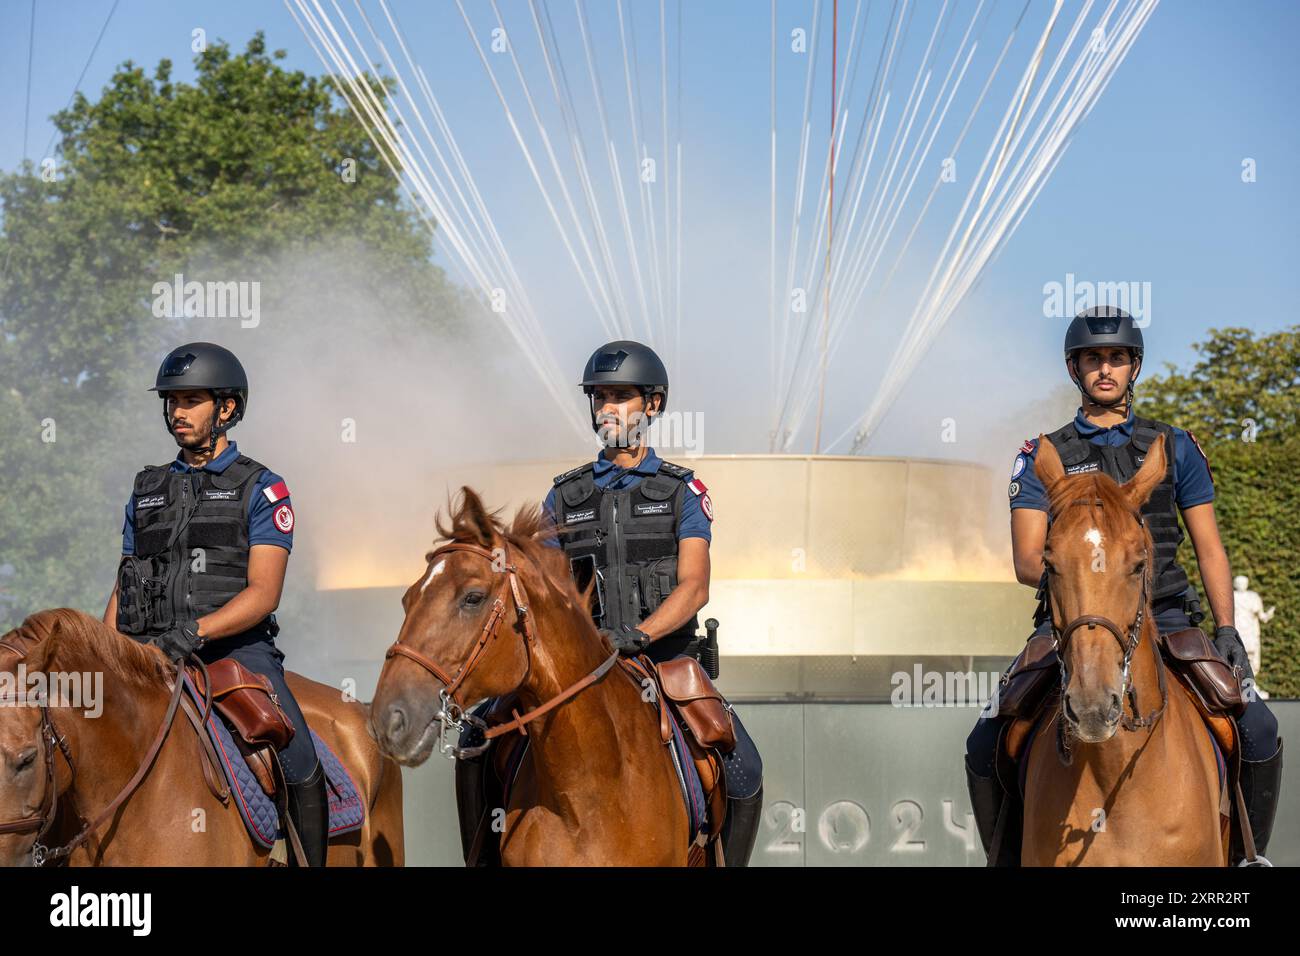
[115,555,156,637]
[638,555,679,616]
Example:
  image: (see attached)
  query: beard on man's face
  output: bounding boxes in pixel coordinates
[170,416,211,448]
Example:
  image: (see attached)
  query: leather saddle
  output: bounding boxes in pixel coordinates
[999,627,1241,765]
[183,658,298,800]
[627,654,736,857]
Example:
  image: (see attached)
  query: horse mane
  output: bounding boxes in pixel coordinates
[0,608,164,690]
[433,487,594,619]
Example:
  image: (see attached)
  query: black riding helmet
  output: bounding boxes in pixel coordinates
[1063,305,1144,410]
[150,342,249,452]
[580,340,669,432]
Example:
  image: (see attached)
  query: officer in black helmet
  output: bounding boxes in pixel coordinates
[964,306,1282,866]
[455,340,764,866]
[103,343,329,866]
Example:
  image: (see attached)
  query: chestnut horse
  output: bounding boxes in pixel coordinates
[1022,434,1224,865]
[369,489,694,865]
[0,608,404,866]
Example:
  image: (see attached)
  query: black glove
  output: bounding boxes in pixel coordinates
[599,624,651,656]
[1213,625,1254,682]
[152,621,204,662]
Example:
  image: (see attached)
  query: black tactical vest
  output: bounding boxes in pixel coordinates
[1044,415,1190,602]
[116,455,272,638]
[552,459,700,652]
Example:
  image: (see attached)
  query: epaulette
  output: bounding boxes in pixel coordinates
[553,462,595,485]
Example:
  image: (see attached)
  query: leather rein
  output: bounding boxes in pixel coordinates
[0,639,201,866]
[385,541,619,760]
[1047,498,1168,764]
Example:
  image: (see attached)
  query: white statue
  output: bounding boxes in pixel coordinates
[1233,575,1275,698]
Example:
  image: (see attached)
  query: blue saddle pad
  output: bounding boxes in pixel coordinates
[666,710,709,839]
[183,675,365,850]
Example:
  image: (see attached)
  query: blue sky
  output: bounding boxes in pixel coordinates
[2,1,1296,455]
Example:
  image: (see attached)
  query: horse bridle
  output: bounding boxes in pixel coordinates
[0,640,191,866]
[385,541,619,760]
[1047,498,1168,762]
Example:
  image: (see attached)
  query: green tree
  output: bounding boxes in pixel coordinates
[1139,325,1300,697]
[0,35,470,627]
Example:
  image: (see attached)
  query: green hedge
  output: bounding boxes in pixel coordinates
[1173,435,1300,698]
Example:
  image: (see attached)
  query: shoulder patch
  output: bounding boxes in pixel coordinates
[272,503,295,533]
[700,492,714,522]
[686,478,708,496]
[262,480,290,504]
[1020,438,1036,455]
[1008,480,1022,499]
[1186,430,1214,486]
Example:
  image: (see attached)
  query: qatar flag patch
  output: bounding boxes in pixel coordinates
[262,480,290,504]
[686,478,713,522]
[273,503,295,534]
[1019,438,1036,455]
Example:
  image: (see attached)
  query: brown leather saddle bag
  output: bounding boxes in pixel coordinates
[996,633,1059,720]
[190,658,297,751]
[655,656,736,753]
[1159,627,1246,718]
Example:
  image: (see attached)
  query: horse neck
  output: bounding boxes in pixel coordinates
[512,599,643,791]
[55,652,170,838]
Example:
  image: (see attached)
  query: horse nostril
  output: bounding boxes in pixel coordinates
[1063,695,1079,724]
[387,706,407,739]
[1109,694,1122,720]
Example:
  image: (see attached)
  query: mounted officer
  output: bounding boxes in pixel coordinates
[964,306,1283,865]
[103,342,328,866]
[455,340,764,865]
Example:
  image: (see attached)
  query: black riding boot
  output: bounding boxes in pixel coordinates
[454,741,502,866]
[286,761,329,867]
[965,754,1020,867]
[720,785,764,867]
[1233,739,1283,866]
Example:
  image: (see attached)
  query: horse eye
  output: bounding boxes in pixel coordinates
[461,590,486,609]
[16,748,36,772]
[1132,561,1146,576]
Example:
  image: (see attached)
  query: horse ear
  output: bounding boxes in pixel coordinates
[24,621,62,674]
[456,486,498,549]
[1033,433,1065,495]
[1123,432,1167,510]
